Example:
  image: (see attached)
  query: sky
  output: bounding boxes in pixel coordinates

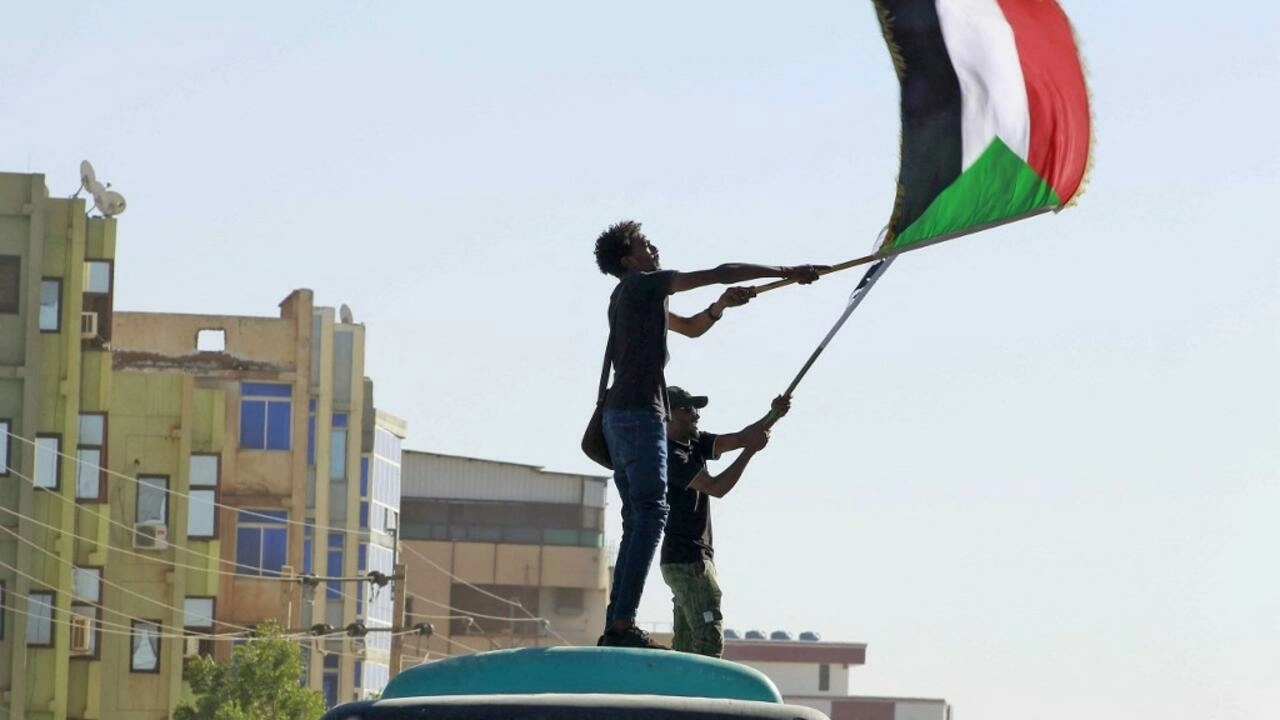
[3,2,1278,718]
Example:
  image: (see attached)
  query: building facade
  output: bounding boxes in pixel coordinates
[397,451,609,660]
[0,170,406,718]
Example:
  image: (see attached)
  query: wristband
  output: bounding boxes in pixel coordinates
[706,304,723,321]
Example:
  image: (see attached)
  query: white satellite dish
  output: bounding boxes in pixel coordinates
[100,191,127,217]
[339,304,354,324]
[80,160,97,190]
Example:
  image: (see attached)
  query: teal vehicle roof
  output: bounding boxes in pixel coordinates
[381,647,784,703]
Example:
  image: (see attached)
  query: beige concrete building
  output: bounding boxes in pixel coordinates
[396,451,609,659]
[0,167,406,720]
[111,293,407,709]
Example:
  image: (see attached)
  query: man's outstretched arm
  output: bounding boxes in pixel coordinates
[671,263,822,295]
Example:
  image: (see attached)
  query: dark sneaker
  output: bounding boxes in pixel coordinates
[595,633,607,647]
[600,625,668,650]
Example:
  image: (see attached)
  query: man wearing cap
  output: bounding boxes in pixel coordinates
[660,385,790,658]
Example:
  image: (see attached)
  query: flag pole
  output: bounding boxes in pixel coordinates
[750,206,1058,296]
[764,256,895,426]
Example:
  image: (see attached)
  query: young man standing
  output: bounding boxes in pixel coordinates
[660,386,788,658]
[592,219,821,648]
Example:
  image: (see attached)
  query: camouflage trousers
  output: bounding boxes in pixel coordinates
[660,559,724,658]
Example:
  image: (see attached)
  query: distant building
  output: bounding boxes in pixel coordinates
[724,637,950,720]
[397,451,609,658]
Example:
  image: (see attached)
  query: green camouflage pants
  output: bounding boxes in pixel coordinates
[660,560,724,658]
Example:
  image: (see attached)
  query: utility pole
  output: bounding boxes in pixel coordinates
[389,561,407,676]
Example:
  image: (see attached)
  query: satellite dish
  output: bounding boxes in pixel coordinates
[100,191,127,217]
[80,161,97,190]
[339,304,354,324]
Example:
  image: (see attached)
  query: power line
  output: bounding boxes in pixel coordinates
[1,460,367,607]
[6,430,391,540]
[399,542,572,646]
[6,430,575,647]
[0,527,258,634]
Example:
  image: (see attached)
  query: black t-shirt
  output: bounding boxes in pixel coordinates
[604,270,676,416]
[661,431,719,565]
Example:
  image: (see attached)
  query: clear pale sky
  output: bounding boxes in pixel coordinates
[3,2,1277,718]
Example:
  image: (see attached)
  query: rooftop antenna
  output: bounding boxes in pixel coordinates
[79,159,127,217]
[77,160,98,198]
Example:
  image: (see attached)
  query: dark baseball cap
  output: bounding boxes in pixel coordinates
[667,386,708,410]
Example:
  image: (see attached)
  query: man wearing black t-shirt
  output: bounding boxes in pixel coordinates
[592,220,821,648]
[660,386,788,658]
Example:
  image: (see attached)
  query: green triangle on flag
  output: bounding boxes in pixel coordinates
[890,137,1063,250]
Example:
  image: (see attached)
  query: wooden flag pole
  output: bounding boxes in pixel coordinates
[750,207,1058,297]
[752,250,883,296]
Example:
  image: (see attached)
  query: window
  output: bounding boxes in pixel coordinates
[39,278,61,331]
[70,603,100,658]
[70,570,102,657]
[235,509,288,576]
[239,383,292,450]
[73,567,102,603]
[188,454,219,538]
[183,597,215,630]
[326,532,344,600]
[137,475,169,525]
[195,329,225,352]
[131,620,161,672]
[330,427,346,480]
[555,587,584,614]
[322,652,340,708]
[76,413,106,501]
[0,419,10,475]
[26,591,54,646]
[0,255,19,314]
[183,597,216,664]
[71,567,103,656]
[818,663,830,692]
[84,260,111,294]
[34,435,60,489]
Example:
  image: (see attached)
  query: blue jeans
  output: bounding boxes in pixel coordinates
[603,408,669,625]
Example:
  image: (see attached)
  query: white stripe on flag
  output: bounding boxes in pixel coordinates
[936,0,1031,170]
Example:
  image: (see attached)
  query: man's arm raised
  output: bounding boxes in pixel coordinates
[668,264,823,338]
[687,428,770,499]
[714,395,790,455]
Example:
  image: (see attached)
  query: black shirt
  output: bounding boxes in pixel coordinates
[604,270,676,416]
[661,431,719,565]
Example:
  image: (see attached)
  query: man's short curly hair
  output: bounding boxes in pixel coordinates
[594,220,644,278]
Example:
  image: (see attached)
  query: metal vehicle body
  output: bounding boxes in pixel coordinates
[321,647,830,720]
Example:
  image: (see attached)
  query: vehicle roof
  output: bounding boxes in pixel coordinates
[322,693,831,720]
[382,647,782,703]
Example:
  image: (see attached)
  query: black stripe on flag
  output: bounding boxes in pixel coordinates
[874,0,964,236]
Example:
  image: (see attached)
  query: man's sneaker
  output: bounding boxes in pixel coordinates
[600,624,668,650]
[595,633,607,647]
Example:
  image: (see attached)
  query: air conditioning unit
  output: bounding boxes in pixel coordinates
[80,311,99,339]
[133,523,169,550]
[70,615,94,654]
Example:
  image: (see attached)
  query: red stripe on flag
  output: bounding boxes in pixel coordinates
[995,0,1091,204]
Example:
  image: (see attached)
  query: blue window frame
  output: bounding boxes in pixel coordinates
[239,383,292,450]
[235,509,288,576]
